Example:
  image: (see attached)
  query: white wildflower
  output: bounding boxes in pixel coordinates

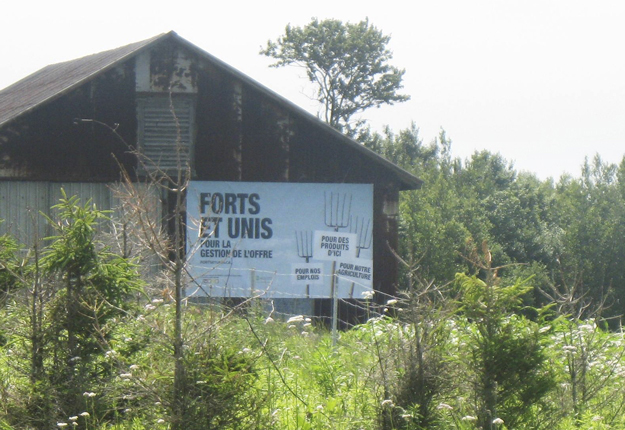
[437,403,453,410]
[120,373,132,379]
[144,304,156,311]
[381,399,394,407]
[57,424,68,428]
[539,325,551,333]
[386,299,398,305]
[124,337,133,342]
[83,392,96,397]
[129,364,139,370]
[563,345,577,353]
[492,417,504,425]
[69,416,78,421]
[152,298,164,304]
[79,412,89,417]
[157,419,165,424]
[361,290,375,300]
[264,317,274,324]
[287,315,304,324]
[462,416,477,421]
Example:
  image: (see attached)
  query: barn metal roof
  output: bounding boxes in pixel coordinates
[0,31,422,190]
[0,33,164,128]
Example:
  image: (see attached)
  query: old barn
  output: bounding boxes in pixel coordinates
[0,31,421,316]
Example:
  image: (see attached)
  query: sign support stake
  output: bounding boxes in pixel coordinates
[331,260,338,346]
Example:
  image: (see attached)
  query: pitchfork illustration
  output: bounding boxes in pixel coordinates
[348,216,373,298]
[325,192,352,232]
[295,230,313,298]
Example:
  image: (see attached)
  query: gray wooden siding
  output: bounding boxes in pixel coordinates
[0,181,162,250]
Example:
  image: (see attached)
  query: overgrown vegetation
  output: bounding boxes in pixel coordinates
[2,183,625,429]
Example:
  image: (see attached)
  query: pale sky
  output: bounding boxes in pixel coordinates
[2,0,624,180]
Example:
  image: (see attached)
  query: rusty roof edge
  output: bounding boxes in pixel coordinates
[0,32,171,128]
[169,33,423,191]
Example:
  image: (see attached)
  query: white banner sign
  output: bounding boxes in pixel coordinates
[186,181,373,298]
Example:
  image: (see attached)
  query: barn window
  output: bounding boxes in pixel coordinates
[136,95,195,174]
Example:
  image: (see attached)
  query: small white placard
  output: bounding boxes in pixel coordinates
[291,263,325,284]
[336,259,373,283]
[312,231,357,261]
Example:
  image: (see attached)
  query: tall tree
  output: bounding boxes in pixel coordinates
[261,18,409,136]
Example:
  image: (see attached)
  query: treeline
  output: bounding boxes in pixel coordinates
[364,124,625,320]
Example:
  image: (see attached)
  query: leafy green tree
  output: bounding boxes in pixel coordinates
[380,128,473,283]
[485,173,556,263]
[261,18,409,135]
[550,155,625,318]
[362,123,439,171]
[455,151,516,200]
